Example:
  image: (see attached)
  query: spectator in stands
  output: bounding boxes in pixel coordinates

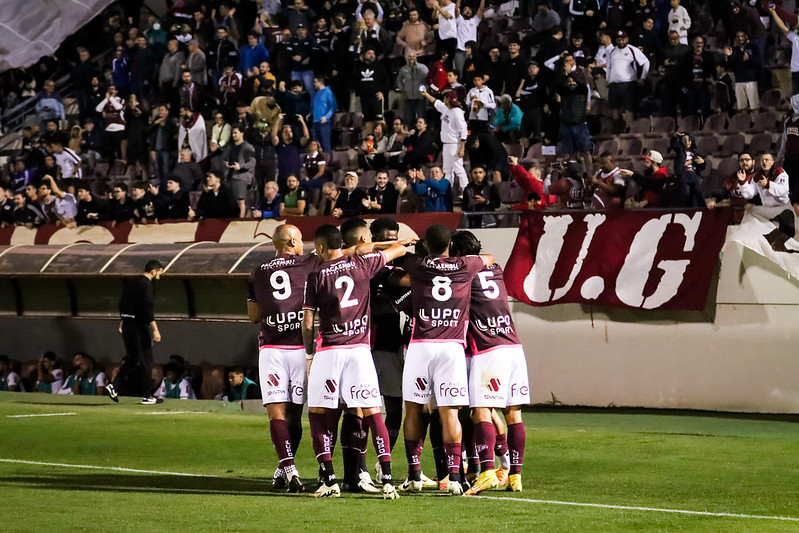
[159,38,186,105]
[659,30,689,117]
[272,113,309,190]
[311,75,337,154]
[362,169,398,214]
[426,48,450,95]
[619,150,669,207]
[741,153,791,208]
[538,27,568,68]
[178,105,207,163]
[385,118,408,164]
[467,132,508,184]
[35,79,65,133]
[178,70,201,113]
[35,351,64,393]
[730,1,768,58]
[394,174,424,213]
[207,27,238,82]
[530,3,562,44]
[590,152,625,209]
[38,153,62,183]
[606,30,650,123]
[59,353,107,396]
[80,119,104,174]
[681,36,715,122]
[280,174,307,216]
[724,31,761,112]
[48,140,82,181]
[13,190,42,227]
[95,84,126,163]
[396,9,432,58]
[555,52,593,174]
[411,166,452,212]
[338,171,368,217]
[130,36,156,98]
[355,48,390,122]
[226,366,261,400]
[358,122,389,170]
[108,183,136,224]
[778,95,799,209]
[518,62,549,143]
[396,53,429,124]
[11,158,34,194]
[301,139,328,190]
[125,94,149,171]
[218,65,243,118]
[466,73,495,134]
[569,33,593,69]
[71,48,95,123]
[431,0,458,60]
[462,165,500,228]
[503,40,527,99]
[43,175,77,227]
[253,181,282,219]
[111,47,131,97]
[154,362,197,399]
[0,355,23,391]
[76,183,108,225]
[454,0,484,74]
[493,94,523,143]
[401,116,437,171]
[421,88,468,193]
[131,181,160,223]
[277,80,311,126]
[225,125,256,217]
[483,47,504,96]
[769,5,799,94]
[192,172,239,219]
[631,17,658,68]
[667,0,691,45]
[542,160,585,209]
[158,177,190,220]
[320,181,342,216]
[170,148,201,193]
[707,151,757,224]
[0,187,13,227]
[239,32,270,76]
[671,132,706,208]
[286,24,316,98]
[148,105,177,180]
[252,121,277,191]
[185,39,208,86]
[352,8,393,62]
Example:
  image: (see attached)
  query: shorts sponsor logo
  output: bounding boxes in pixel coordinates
[487,377,501,392]
[350,384,380,401]
[324,379,337,394]
[415,377,428,391]
[266,373,280,387]
[510,382,529,396]
[438,382,467,398]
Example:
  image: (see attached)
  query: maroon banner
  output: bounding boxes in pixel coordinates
[505,208,731,310]
[0,213,462,246]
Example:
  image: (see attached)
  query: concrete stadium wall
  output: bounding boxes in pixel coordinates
[2,228,798,413]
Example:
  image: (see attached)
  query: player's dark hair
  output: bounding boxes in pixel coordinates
[314,224,343,250]
[144,259,164,272]
[0,354,9,365]
[229,366,246,375]
[340,218,369,247]
[132,180,148,191]
[414,239,428,256]
[370,217,400,242]
[424,224,451,255]
[42,351,57,361]
[528,192,542,202]
[164,362,180,376]
[450,231,482,257]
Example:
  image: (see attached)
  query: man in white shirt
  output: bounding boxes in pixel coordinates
[741,153,791,207]
[454,0,484,74]
[431,0,457,61]
[769,5,799,95]
[421,88,468,193]
[49,140,82,180]
[606,30,649,122]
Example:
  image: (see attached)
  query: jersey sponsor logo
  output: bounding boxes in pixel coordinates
[266,373,280,387]
[438,381,467,399]
[349,384,380,401]
[419,308,461,327]
[475,315,515,336]
[331,314,369,337]
[510,382,529,397]
[415,377,428,391]
[265,310,304,332]
[324,379,337,394]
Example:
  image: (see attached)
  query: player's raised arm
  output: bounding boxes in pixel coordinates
[380,241,411,263]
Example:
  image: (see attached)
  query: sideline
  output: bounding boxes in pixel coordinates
[6,413,77,418]
[1,458,798,522]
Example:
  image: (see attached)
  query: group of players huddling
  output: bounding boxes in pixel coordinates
[247,217,529,498]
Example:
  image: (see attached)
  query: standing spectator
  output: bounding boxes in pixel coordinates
[271,113,309,190]
[11,159,34,194]
[667,0,691,45]
[493,94,523,143]
[590,152,626,209]
[394,174,424,213]
[770,4,799,94]
[252,181,282,218]
[35,79,65,133]
[707,151,757,224]
[108,183,136,224]
[420,89,468,192]
[209,111,232,163]
[159,177,190,220]
[602,0,631,37]
[71,48,95,122]
[311,75,337,154]
[111,47,131,97]
[568,0,601,51]
[462,165,500,228]
[76,184,108,225]
[671,132,707,208]
[620,150,669,207]
[724,32,761,113]
[555,53,593,174]
[777,95,799,208]
[402,116,437,170]
[158,39,185,106]
[48,140,82,181]
[681,36,715,122]
[286,24,316,98]
[659,30,689,117]
[396,9,432,57]
[411,166,453,211]
[730,1,768,58]
[427,49,451,95]
[125,94,150,171]
[239,32,271,76]
[530,3,562,44]
[467,133,508,184]
[185,39,208,86]
[225,124,256,217]
[149,104,178,180]
[354,48,390,122]
[178,105,208,163]
[431,0,457,60]
[218,65,243,118]
[503,40,527,99]
[606,30,650,122]
[483,47,504,96]
[178,70,201,112]
[130,36,156,98]
[95,84,126,162]
[631,17,658,68]
[352,9,393,62]
[518,62,549,142]
[117,260,164,398]
[192,172,239,219]
[396,53,429,124]
[277,80,311,125]
[207,27,238,82]
[13,190,43,227]
[362,170,398,214]
[252,121,277,192]
[454,0,484,74]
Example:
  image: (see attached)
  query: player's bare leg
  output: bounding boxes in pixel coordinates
[502,405,525,492]
[362,405,399,498]
[266,402,304,492]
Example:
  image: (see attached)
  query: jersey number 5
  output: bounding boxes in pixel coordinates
[335,275,359,308]
[478,271,500,299]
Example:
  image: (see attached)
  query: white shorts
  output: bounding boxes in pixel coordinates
[469,345,530,408]
[373,349,404,398]
[259,346,307,406]
[308,345,382,409]
[403,341,469,407]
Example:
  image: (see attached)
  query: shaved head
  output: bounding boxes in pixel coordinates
[273,224,304,255]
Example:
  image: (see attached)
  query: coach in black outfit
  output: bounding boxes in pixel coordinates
[117,260,164,397]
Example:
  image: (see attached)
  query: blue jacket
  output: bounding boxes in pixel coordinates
[493,103,523,132]
[413,178,452,212]
[256,193,282,219]
[312,86,338,123]
[238,43,270,74]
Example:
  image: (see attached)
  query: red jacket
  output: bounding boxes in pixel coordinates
[510,164,548,210]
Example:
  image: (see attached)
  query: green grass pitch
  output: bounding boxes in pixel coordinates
[1,392,798,532]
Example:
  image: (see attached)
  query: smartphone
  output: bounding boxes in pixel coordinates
[418,83,425,93]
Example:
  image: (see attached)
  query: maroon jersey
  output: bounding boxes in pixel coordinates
[591,167,624,209]
[466,264,520,354]
[548,177,585,209]
[248,253,321,348]
[303,251,387,349]
[783,116,799,161]
[404,255,486,344]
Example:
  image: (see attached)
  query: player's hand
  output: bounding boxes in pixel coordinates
[457,146,465,158]
[306,358,313,376]
[332,207,343,218]
[618,169,634,177]
[706,198,716,209]
[737,170,746,182]
[152,331,162,343]
[508,155,518,166]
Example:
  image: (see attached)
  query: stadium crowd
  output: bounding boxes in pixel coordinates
[1,0,798,232]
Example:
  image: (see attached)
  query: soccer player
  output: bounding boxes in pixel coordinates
[450,231,529,494]
[302,225,409,499]
[400,224,494,495]
[247,224,318,493]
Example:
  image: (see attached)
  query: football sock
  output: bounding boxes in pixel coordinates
[444,442,462,483]
[428,411,448,481]
[287,405,303,455]
[384,396,403,450]
[460,413,477,474]
[507,422,526,475]
[320,460,336,486]
[474,421,496,471]
[269,418,295,470]
[404,438,423,481]
[325,407,343,451]
[340,413,363,485]
[495,431,509,457]
[309,412,333,463]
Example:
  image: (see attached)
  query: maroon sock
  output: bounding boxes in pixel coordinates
[309,412,333,463]
[404,438,423,481]
[325,407,342,452]
[270,418,295,470]
[444,441,462,483]
[495,431,509,457]
[364,413,392,482]
[507,422,526,475]
[474,421,496,471]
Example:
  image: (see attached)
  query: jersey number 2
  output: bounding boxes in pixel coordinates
[335,275,359,308]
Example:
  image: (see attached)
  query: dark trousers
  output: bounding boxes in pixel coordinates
[120,319,154,397]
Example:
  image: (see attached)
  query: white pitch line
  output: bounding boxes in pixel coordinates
[132,411,209,416]
[477,495,799,523]
[6,412,77,418]
[1,457,796,523]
